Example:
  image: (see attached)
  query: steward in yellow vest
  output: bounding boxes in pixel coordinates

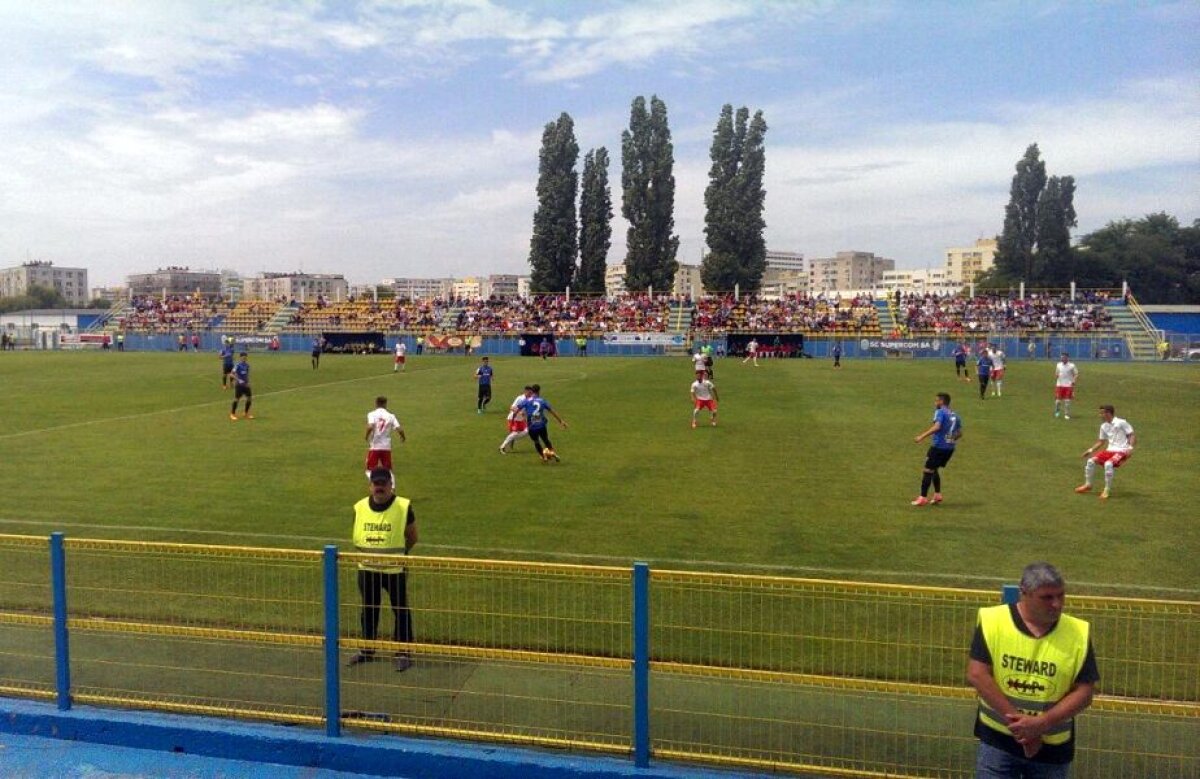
[347,468,418,671]
[967,562,1098,773]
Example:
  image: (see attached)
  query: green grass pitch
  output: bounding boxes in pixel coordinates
[0,350,1197,594]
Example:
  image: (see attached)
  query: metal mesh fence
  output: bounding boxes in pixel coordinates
[337,554,632,748]
[0,534,1195,777]
[0,535,54,699]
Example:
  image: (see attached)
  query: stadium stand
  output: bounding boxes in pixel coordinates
[897,291,1115,336]
[93,290,1170,356]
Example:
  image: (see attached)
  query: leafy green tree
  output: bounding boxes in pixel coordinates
[621,95,678,292]
[0,284,67,313]
[994,144,1047,282]
[702,105,768,292]
[1077,214,1200,303]
[576,147,612,295]
[529,113,579,292]
[1036,176,1077,285]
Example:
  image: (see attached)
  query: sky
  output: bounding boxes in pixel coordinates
[1,1,1197,289]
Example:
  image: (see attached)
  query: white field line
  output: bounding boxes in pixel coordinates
[0,362,590,441]
[0,373,387,441]
[0,518,1195,595]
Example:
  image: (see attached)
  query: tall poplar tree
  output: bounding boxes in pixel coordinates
[528,113,579,292]
[994,143,1047,282]
[621,95,678,292]
[1036,175,1078,285]
[576,147,612,295]
[702,104,768,292]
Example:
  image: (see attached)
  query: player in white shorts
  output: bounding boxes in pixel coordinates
[1053,353,1078,419]
[499,386,535,453]
[394,340,407,372]
[988,346,1006,397]
[690,371,719,428]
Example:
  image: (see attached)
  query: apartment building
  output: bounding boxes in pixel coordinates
[944,238,998,284]
[244,272,348,302]
[384,277,455,300]
[127,267,221,299]
[1,261,89,306]
[807,251,894,293]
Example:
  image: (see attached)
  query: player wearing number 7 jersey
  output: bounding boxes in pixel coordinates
[365,396,405,480]
[911,392,962,506]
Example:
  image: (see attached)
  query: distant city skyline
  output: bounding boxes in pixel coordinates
[1,1,1196,288]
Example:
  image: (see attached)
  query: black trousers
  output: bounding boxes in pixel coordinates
[529,427,553,454]
[357,569,413,647]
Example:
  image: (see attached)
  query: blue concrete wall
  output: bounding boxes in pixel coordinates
[0,699,771,779]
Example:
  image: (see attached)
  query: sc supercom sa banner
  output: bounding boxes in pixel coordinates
[860,338,942,352]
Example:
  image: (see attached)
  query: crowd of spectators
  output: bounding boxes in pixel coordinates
[898,291,1114,334]
[693,294,880,333]
[451,296,671,333]
[109,290,1121,337]
[115,295,231,333]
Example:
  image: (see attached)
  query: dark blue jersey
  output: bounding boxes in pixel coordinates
[232,361,250,385]
[476,364,493,385]
[519,396,553,431]
[220,345,234,365]
[977,355,994,376]
[931,406,961,449]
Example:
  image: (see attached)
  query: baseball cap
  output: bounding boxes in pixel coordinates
[369,468,392,484]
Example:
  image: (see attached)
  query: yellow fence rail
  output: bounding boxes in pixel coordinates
[0,533,1196,777]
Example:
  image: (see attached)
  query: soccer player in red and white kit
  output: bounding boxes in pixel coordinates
[690,371,719,428]
[393,340,407,372]
[365,396,405,480]
[499,386,534,453]
[1076,405,1135,500]
[1053,353,1078,419]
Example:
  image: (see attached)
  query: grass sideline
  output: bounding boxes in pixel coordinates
[0,351,1197,594]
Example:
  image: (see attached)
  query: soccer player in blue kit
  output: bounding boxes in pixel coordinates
[911,392,961,506]
[229,352,253,420]
[475,356,494,413]
[953,342,970,382]
[219,341,235,388]
[976,348,995,400]
[518,383,567,461]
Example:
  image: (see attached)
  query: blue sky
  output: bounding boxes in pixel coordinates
[1,1,1196,288]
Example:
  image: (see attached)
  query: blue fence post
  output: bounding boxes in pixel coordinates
[49,532,71,711]
[1002,584,1020,605]
[323,545,341,738]
[632,562,650,767]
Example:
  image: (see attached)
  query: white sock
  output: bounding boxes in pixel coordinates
[1084,459,1095,485]
[1104,463,1114,490]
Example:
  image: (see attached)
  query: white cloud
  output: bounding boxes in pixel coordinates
[758,76,1200,264]
[0,3,1194,286]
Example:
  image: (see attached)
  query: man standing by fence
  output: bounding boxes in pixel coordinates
[967,562,1098,778]
[347,469,418,671]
